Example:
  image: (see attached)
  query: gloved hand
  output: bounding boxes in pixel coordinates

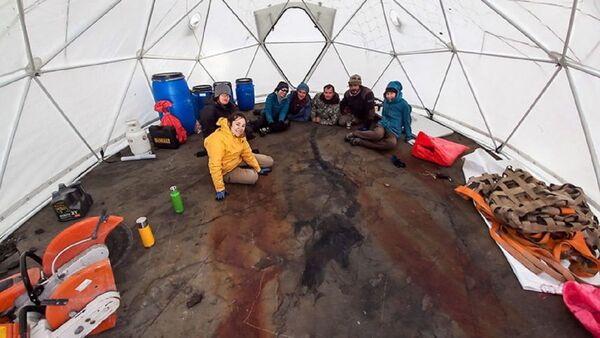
[215,190,228,201]
[258,167,272,176]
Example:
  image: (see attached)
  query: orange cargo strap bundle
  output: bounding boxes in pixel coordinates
[455,167,600,283]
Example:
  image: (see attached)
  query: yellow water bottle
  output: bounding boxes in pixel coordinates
[136,216,155,248]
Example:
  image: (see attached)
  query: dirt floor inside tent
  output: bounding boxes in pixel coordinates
[10,115,588,337]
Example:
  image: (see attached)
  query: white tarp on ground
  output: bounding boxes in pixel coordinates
[1,0,599,239]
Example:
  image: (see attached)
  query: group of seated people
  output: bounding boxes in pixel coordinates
[197,74,415,201]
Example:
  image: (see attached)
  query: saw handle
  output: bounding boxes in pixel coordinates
[18,305,45,338]
[19,249,43,306]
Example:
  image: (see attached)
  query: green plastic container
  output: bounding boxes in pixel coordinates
[170,186,184,214]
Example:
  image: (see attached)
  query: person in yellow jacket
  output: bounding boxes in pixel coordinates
[204,113,274,201]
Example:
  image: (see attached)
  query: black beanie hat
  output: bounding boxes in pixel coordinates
[275,81,289,92]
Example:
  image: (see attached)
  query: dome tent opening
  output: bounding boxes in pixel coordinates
[1,1,599,242]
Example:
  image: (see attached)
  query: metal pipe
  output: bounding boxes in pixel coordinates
[561,0,579,63]
[16,0,35,73]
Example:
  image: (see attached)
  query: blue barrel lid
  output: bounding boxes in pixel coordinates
[236,78,253,84]
[152,72,184,81]
[192,84,213,92]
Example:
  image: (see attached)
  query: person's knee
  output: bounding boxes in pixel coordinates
[249,171,259,184]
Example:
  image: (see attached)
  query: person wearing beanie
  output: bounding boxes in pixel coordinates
[254,81,291,136]
[345,80,413,150]
[198,83,236,138]
[339,74,376,129]
[311,84,341,125]
[287,82,312,122]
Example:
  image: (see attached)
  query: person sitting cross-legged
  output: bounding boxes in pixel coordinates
[311,84,341,126]
[345,81,411,150]
[287,82,312,122]
[205,113,274,201]
[255,81,291,136]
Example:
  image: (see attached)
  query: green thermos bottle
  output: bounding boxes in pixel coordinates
[170,186,184,214]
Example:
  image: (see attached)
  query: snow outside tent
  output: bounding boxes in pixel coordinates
[0,0,599,240]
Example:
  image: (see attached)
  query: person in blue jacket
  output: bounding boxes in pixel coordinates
[287,82,311,122]
[344,81,414,150]
[257,81,291,136]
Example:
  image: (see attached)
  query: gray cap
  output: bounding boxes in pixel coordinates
[348,74,362,86]
[215,83,232,97]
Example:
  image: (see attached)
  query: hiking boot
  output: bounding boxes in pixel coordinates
[344,132,355,142]
[349,138,362,146]
[259,127,271,137]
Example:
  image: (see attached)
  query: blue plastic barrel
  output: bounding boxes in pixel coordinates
[191,85,213,119]
[235,78,255,111]
[213,81,235,103]
[152,72,195,134]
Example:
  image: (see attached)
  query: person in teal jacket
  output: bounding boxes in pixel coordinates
[256,81,291,136]
[344,80,413,150]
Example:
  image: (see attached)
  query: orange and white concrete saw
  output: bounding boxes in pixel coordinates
[0,210,131,338]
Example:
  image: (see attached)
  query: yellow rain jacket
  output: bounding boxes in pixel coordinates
[204,117,260,192]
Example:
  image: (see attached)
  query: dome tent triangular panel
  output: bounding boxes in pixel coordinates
[505,70,600,205]
[246,47,286,98]
[381,0,449,52]
[201,46,257,82]
[145,0,209,59]
[371,57,422,107]
[141,58,197,85]
[40,60,137,150]
[42,0,150,69]
[334,43,393,89]
[23,0,124,67]
[200,0,257,57]
[187,61,215,87]
[434,56,494,147]
[568,1,600,71]
[0,2,27,79]
[373,52,453,109]
[333,0,394,53]
[571,69,600,156]
[443,0,553,60]
[386,0,451,46]
[0,81,94,234]
[456,53,559,143]
[493,0,573,56]
[144,0,206,53]
[306,45,350,95]
[266,42,325,87]
[0,79,29,184]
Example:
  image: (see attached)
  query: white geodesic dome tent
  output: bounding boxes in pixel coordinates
[1,0,599,239]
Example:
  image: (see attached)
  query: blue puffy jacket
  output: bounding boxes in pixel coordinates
[379,81,412,138]
[264,92,290,124]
